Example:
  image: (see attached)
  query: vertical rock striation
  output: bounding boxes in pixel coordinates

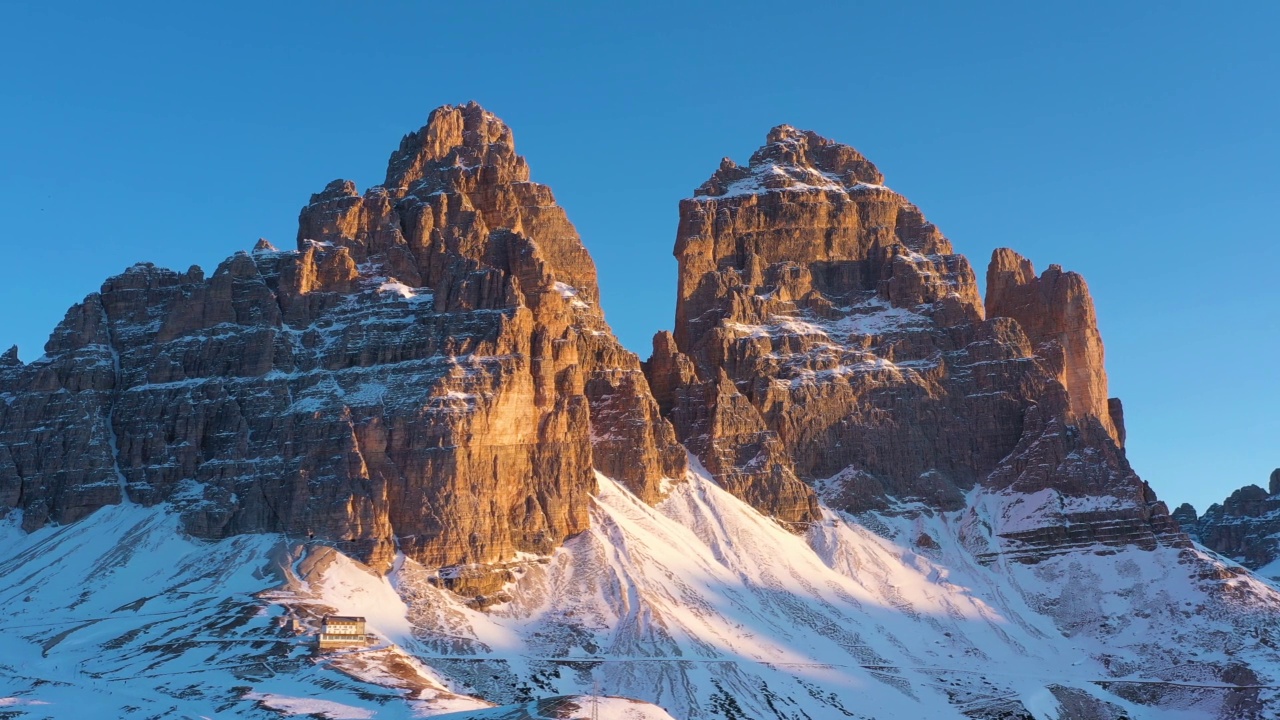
[647,125,1181,557]
[0,110,1189,578]
[0,102,685,587]
[986,248,1122,444]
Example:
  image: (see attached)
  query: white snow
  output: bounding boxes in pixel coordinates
[243,692,375,719]
[305,552,415,645]
[696,159,890,200]
[1255,556,1280,581]
[1020,687,1063,720]
[553,281,589,309]
[2,463,1279,718]
[823,297,929,338]
[377,281,434,304]
[435,695,678,719]
[992,487,1136,534]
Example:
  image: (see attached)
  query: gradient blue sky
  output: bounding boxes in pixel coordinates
[1,2,1276,515]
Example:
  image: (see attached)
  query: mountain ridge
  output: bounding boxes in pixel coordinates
[0,102,1275,719]
[1176,469,1280,575]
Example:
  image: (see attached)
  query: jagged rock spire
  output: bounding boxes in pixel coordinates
[986,248,1122,444]
[297,101,598,304]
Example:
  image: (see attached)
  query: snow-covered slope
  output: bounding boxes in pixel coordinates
[433,696,677,720]
[367,471,1280,718]
[2,467,1278,718]
[0,506,488,718]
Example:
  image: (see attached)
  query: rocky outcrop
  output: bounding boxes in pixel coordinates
[646,125,1180,557]
[0,102,685,585]
[986,248,1122,444]
[1181,471,1280,570]
[1,110,1185,578]
[1173,502,1199,528]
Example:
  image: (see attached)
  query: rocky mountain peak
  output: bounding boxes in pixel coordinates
[662,128,1001,524]
[251,238,278,253]
[1185,471,1280,570]
[675,127,975,353]
[695,125,884,197]
[988,247,1036,285]
[650,127,1179,560]
[1172,501,1199,526]
[0,104,685,588]
[384,101,528,196]
[1228,484,1273,510]
[298,101,598,306]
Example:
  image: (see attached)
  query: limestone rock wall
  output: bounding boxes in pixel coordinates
[0,108,1187,577]
[647,125,1180,556]
[0,103,685,581]
[986,248,1121,444]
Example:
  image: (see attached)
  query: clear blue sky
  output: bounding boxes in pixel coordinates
[1,2,1276,515]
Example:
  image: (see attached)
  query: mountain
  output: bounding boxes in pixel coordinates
[1,104,1278,719]
[644,124,1170,558]
[1175,469,1280,576]
[0,102,685,597]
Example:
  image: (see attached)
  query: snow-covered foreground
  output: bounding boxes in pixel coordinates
[433,696,677,720]
[0,507,489,718]
[1,469,1278,718]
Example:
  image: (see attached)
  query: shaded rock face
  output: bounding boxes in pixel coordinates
[1183,472,1280,570]
[647,125,1180,555]
[1172,502,1199,528]
[986,248,1122,444]
[0,102,685,579]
